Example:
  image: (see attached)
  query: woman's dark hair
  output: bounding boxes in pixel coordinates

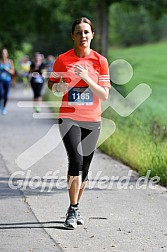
[71,17,94,34]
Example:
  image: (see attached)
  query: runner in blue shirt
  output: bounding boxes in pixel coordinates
[0,48,15,115]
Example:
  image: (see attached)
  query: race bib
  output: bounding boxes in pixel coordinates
[68,87,93,105]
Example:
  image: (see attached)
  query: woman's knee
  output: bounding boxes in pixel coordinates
[68,159,83,176]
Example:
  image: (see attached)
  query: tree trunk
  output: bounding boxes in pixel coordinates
[95,0,109,58]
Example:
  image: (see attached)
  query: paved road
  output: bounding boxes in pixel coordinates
[0,83,167,252]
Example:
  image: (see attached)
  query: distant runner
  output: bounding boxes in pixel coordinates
[0,48,15,115]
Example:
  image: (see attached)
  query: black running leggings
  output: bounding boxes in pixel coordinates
[0,80,11,107]
[30,80,44,99]
[59,118,101,182]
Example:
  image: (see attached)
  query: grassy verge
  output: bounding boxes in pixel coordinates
[100,42,167,186]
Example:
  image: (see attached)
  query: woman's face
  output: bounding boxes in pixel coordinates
[35,53,42,62]
[2,49,8,59]
[72,22,94,50]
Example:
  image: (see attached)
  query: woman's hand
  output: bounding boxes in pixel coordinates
[57,82,68,93]
[4,65,15,75]
[74,63,109,101]
[48,80,68,93]
[52,82,68,93]
[74,64,89,82]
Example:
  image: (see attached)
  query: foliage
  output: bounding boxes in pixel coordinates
[0,0,36,52]
[1,0,167,58]
[109,3,167,47]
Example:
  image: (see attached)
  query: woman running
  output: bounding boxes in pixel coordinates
[48,17,111,229]
[0,48,15,115]
[30,52,46,113]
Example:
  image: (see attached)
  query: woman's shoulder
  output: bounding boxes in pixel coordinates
[58,49,74,59]
[30,61,35,66]
[40,62,46,68]
[91,49,107,62]
[90,50,108,67]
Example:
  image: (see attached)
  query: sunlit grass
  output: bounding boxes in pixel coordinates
[100,42,167,186]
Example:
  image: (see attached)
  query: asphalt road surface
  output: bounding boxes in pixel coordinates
[0,83,167,252]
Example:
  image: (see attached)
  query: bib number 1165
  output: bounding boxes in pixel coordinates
[72,92,90,100]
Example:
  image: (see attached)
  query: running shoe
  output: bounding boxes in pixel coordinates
[64,206,77,229]
[34,107,41,113]
[76,207,84,225]
[1,108,7,115]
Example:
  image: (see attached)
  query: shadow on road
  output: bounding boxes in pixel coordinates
[0,220,71,231]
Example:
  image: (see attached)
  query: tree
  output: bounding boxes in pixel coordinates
[0,0,36,53]
[95,0,109,57]
[95,0,167,57]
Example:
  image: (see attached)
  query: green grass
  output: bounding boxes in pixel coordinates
[100,42,167,186]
